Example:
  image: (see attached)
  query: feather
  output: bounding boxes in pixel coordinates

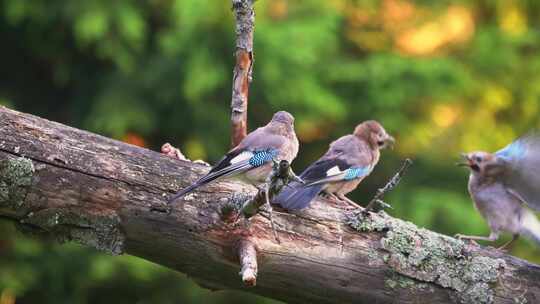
[306,165,371,186]
[496,133,540,211]
[229,151,254,164]
[326,166,342,176]
[272,181,324,210]
[169,149,277,203]
[300,158,351,181]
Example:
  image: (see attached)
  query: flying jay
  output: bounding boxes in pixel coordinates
[169,111,299,203]
[457,133,540,248]
[272,120,394,210]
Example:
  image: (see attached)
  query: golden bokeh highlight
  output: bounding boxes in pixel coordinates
[396,5,475,55]
[0,289,15,304]
[498,3,527,36]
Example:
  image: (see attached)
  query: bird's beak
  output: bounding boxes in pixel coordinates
[385,135,395,149]
[456,153,470,167]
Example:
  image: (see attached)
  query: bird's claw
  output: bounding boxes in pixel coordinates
[364,199,392,213]
[494,246,509,253]
[454,234,480,246]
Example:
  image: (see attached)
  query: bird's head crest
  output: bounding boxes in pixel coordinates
[271,111,294,125]
[354,120,395,149]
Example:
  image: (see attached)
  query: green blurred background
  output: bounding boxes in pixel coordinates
[1,0,540,303]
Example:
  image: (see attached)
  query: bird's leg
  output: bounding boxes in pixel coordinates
[326,192,349,207]
[337,194,362,210]
[323,192,354,210]
[497,234,519,251]
[455,232,499,245]
[325,192,340,201]
[264,183,280,244]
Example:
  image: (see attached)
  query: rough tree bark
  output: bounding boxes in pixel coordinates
[1,106,539,304]
[230,0,255,147]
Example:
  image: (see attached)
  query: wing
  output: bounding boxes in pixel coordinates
[496,132,540,211]
[169,148,277,203]
[272,157,371,210]
[273,134,373,210]
[300,155,372,186]
[301,136,373,186]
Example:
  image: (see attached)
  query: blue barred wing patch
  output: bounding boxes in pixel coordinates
[343,166,371,180]
[249,149,278,167]
[496,140,526,161]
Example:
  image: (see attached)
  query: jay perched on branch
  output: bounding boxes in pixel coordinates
[273,120,394,210]
[169,111,299,203]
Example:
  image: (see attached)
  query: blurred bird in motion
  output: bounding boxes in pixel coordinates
[457,133,540,249]
[272,120,394,210]
[168,111,299,203]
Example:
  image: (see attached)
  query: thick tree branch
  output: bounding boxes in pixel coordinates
[230,0,255,146]
[0,106,539,304]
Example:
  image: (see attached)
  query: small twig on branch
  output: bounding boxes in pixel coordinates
[230,0,255,147]
[236,160,302,243]
[161,143,187,161]
[238,160,301,219]
[236,239,258,286]
[364,158,413,212]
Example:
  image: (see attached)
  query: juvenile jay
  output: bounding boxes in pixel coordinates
[457,133,540,248]
[169,111,299,203]
[272,120,394,210]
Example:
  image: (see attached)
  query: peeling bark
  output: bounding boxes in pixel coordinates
[230,0,255,147]
[1,106,540,304]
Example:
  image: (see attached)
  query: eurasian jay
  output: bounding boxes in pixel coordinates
[273,120,394,210]
[169,111,299,203]
[457,133,540,248]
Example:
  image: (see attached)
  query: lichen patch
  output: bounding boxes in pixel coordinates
[0,157,34,209]
[348,211,506,304]
[21,207,125,255]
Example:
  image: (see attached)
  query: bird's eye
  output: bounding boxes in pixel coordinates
[475,156,482,163]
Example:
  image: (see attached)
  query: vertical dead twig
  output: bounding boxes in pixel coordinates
[230,0,255,147]
[364,158,413,212]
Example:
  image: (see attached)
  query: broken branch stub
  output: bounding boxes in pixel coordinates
[236,239,258,287]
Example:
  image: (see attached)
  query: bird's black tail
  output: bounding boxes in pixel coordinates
[168,156,254,204]
[272,181,323,210]
[168,183,200,204]
[168,174,224,204]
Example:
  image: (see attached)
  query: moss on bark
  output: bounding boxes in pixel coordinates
[21,207,125,255]
[348,211,506,304]
[0,157,34,210]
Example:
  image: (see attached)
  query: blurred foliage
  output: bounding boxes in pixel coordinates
[1,0,540,303]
